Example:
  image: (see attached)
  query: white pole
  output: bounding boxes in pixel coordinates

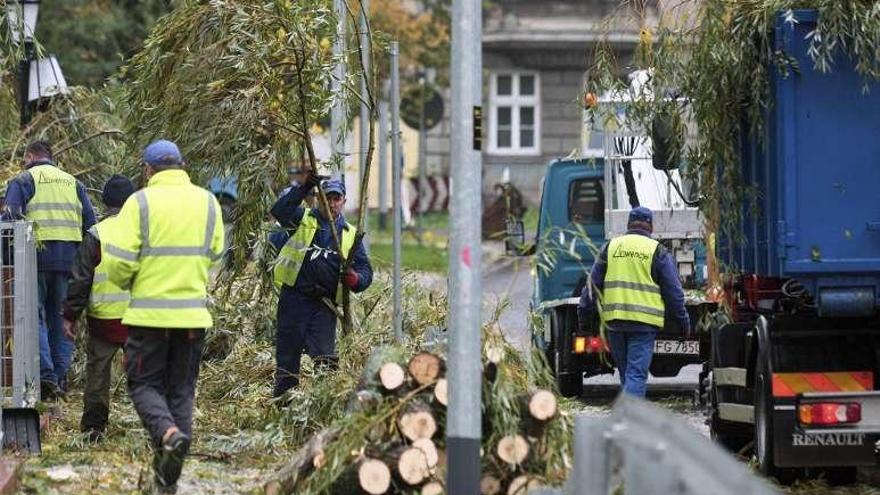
[378,98,389,230]
[447,0,482,492]
[390,42,403,343]
[331,0,347,178]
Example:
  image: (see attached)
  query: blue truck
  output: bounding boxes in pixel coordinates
[700,10,880,483]
[516,157,709,398]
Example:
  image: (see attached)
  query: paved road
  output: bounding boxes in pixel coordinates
[480,243,701,393]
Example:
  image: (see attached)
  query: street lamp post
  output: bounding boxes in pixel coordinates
[6,0,40,128]
[6,0,69,129]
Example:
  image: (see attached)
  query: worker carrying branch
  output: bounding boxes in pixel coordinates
[270,172,373,399]
[578,206,690,397]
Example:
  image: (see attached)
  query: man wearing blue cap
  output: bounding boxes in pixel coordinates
[270,171,373,398]
[578,206,690,397]
[101,139,225,493]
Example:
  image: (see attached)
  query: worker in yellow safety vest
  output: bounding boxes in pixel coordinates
[578,206,691,397]
[3,141,97,399]
[100,140,224,494]
[61,175,136,443]
[270,174,373,399]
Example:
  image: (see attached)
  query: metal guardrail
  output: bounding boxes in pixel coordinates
[533,394,780,495]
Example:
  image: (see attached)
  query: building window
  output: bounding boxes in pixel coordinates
[489,72,540,155]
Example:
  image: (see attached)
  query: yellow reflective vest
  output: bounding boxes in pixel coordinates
[102,170,225,329]
[26,164,82,242]
[273,209,355,302]
[87,215,130,320]
[601,234,665,328]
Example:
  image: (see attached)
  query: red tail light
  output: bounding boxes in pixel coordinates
[572,336,607,354]
[798,402,861,425]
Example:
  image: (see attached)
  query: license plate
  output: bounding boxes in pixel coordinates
[654,339,699,355]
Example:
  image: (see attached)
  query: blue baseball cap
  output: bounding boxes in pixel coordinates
[322,179,346,196]
[143,139,182,166]
[628,206,653,225]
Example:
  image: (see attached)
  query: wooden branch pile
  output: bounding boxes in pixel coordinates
[264,342,569,495]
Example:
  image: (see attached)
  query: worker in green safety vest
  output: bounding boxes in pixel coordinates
[578,206,691,397]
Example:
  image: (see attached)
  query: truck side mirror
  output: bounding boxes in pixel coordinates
[651,111,682,171]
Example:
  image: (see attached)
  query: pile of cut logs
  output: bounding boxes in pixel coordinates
[265,348,563,495]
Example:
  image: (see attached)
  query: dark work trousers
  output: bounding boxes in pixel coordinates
[274,286,337,397]
[125,326,205,449]
[80,335,124,433]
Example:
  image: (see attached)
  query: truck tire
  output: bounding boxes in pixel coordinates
[550,309,583,398]
[753,345,800,484]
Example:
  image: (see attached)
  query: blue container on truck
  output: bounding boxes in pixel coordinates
[707,10,880,483]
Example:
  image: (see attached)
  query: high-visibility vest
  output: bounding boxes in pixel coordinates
[87,216,130,320]
[26,164,82,242]
[601,234,665,328]
[273,209,356,302]
[102,170,224,329]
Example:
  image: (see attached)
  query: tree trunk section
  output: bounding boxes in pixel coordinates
[378,362,406,391]
[398,403,438,441]
[496,434,529,466]
[433,378,448,406]
[388,446,430,486]
[408,352,444,386]
[264,429,338,495]
[358,458,392,495]
[480,474,502,495]
[421,481,444,495]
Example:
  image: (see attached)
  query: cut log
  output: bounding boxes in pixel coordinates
[496,434,529,465]
[264,428,338,495]
[412,438,439,468]
[507,475,538,495]
[422,481,444,495]
[378,362,406,391]
[398,403,438,441]
[480,474,502,495]
[391,446,430,486]
[353,389,383,411]
[433,378,448,407]
[485,343,504,364]
[527,389,558,421]
[358,458,392,495]
[408,352,444,386]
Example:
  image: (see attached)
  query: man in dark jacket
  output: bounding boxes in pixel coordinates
[578,206,690,397]
[61,175,135,442]
[271,175,373,397]
[3,141,97,398]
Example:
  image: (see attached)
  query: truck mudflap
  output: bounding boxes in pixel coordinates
[774,391,880,468]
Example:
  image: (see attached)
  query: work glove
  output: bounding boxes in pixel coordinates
[304,169,323,189]
[342,269,359,289]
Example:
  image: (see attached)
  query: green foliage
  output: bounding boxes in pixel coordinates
[586,1,880,243]
[124,0,341,272]
[36,0,174,87]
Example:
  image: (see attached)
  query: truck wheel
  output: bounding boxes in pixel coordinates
[550,309,583,398]
[754,346,800,484]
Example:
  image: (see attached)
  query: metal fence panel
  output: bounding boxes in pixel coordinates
[0,222,39,408]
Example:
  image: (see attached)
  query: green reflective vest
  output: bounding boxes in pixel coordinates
[601,234,665,328]
[88,216,130,320]
[102,170,225,329]
[273,210,355,301]
[26,164,82,242]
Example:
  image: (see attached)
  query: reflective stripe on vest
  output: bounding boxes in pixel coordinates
[88,218,130,320]
[125,189,218,313]
[273,209,356,301]
[601,234,665,327]
[26,165,82,242]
